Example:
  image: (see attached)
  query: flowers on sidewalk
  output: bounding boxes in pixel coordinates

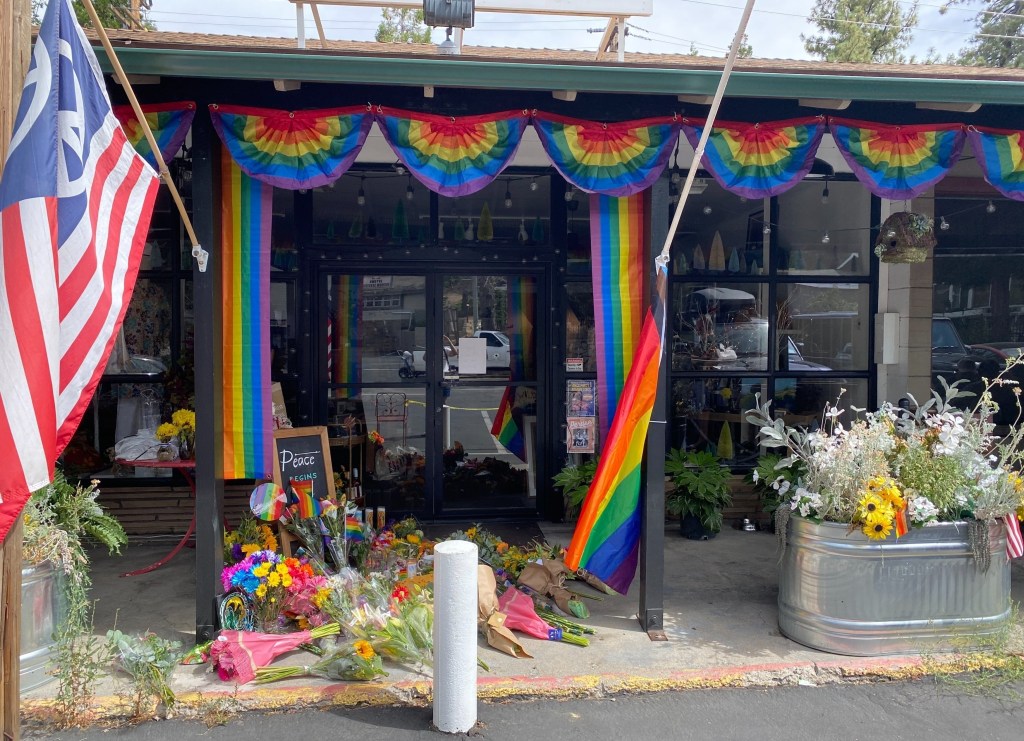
[210,623,339,684]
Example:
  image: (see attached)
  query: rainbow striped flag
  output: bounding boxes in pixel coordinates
[591,193,646,442]
[491,386,526,461]
[333,275,361,385]
[221,151,273,479]
[565,261,667,595]
[289,479,321,519]
[345,515,365,542]
[114,101,195,169]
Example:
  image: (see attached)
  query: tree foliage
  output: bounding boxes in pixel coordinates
[33,0,152,29]
[942,1,1023,68]
[803,0,920,63]
[376,8,432,44]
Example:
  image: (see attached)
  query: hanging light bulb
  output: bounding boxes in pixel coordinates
[670,168,681,185]
[821,183,830,204]
[405,175,414,201]
[939,216,950,231]
[821,231,830,244]
[762,223,772,235]
[394,161,406,176]
[986,200,996,214]
[702,204,712,215]
[564,186,575,202]
[504,181,513,209]
[530,177,539,192]
[357,176,366,207]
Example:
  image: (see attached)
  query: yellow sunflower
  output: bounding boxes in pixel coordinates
[253,562,271,578]
[354,640,375,660]
[266,571,281,588]
[862,512,893,540]
[857,492,893,521]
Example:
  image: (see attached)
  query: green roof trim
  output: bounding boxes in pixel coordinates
[98,46,1024,106]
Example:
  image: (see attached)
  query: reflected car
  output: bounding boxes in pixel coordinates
[715,320,832,372]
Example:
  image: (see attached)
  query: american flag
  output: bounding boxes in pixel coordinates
[1005,514,1024,561]
[0,0,159,542]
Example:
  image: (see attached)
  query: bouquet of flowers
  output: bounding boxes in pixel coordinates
[210,623,339,684]
[221,550,327,630]
[253,639,386,684]
[223,515,279,564]
[746,379,1024,567]
[368,430,385,447]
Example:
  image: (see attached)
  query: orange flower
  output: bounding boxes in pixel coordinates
[496,542,509,554]
[354,640,375,660]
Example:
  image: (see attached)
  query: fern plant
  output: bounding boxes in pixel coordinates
[665,449,732,535]
[552,458,598,521]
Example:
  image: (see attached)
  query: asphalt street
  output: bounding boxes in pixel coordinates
[38,679,1024,741]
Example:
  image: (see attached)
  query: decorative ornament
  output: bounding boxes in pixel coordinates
[437,219,445,240]
[717,419,734,460]
[692,244,706,271]
[454,219,465,241]
[348,210,363,238]
[392,199,409,241]
[873,212,936,264]
[708,232,726,271]
[532,217,545,243]
[518,218,529,243]
[478,202,494,242]
[727,248,740,273]
[464,218,475,241]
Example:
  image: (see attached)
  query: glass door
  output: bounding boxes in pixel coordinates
[323,270,540,519]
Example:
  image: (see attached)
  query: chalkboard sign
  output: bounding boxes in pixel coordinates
[271,426,337,503]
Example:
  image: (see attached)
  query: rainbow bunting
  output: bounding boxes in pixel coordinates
[491,386,526,462]
[591,193,646,442]
[376,107,529,196]
[345,515,365,542]
[829,119,966,200]
[210,104,372,190]
[565,261,668,594]
[966,126,1024,202]
[221,151,273,479]
[533,113,678,196]
[289,479,321,519]
[333,275,361,385]
[682,117,825,199]
[114,101,196,169]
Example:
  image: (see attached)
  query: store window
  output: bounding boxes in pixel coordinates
[438,174,551,247]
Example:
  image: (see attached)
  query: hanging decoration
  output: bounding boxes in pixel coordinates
[491,276,535,462]
[220,151,273,479]
[874,212,936,264]
[478,201,494,242]
[681,117,825,198]
[209,104,373,190]
[829,119,966,200]
[114,101,196,169]
[392,199,410,241]
[966,126,1024,202]
[533,113,678,196]
[333,275,362,385]
[590,193,647,442]
[375,107,529,197]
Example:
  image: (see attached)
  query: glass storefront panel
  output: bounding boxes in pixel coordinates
[672,282,770,371]
[313,172,432,246]
[670,183,771,278]
[776,283,871,371]
[776,181,871,277]
[772,377,868,423]
[670,376,767,464]
[565,282,597,372]
[440,175,551,248]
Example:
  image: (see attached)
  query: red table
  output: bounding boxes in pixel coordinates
[116,458,196,577]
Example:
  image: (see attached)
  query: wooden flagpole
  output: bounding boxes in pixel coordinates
[80,0,208,271]
[0,0,31,735]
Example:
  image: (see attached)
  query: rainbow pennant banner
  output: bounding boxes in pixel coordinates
[114,101,196,169]
[591,193,647,442]
[967,126,1024,202]
[533,113,678,196]
[682,117,825,199]
[376,107,528,196]
[332,275,362,385]
[221,150,273,479]
[210,104,372,190]
[565,260,668,594]
[829,118,966,200]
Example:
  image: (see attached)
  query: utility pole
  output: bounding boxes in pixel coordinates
[0,0,32,734]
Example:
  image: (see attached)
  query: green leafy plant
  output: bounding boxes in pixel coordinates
[107,630,184,719]
[665,449,732,535]
[552,458,598,521]
[51,606,112,729]
[748,453,807,529]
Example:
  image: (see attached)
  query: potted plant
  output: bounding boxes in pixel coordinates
[747,453,806,534]
[665,449,732,540]
[745,378,1024,656]
[552,458,598,522]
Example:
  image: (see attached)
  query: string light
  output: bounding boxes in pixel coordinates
[504,179,513,209]
[530,177,539,192]
[702,204,712,215]
[821,231,830,244]
[405,175,414,201]
[939,216,949,231]
[356,176,365,207]
[821,177,830,204]
[394,161,406,176]
[564,185,575,203]
[986,200,996,214]
[762,223,771,235]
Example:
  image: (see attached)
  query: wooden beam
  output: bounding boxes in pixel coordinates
[798,97,851,110]
[114,72,161,86]
[0,1,30,738]
[552,90,577,102]
[677,94,715,105]
[274,79,302,92]
[423,85,435,98]
[309,2,328,48]
[916,101,982,113]
[287,0,654,17]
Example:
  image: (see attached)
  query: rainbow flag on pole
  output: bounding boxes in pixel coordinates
[491,386,526,461]
[565,261,667,594]
[591,193,646,442]
[221,151,273,479]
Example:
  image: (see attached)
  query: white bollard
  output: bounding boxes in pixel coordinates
[432,540,478,734]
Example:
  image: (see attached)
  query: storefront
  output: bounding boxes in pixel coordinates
[75,29,1024,637]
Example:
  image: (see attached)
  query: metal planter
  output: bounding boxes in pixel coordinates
[20,562,65,693]
[778,518,1011,656]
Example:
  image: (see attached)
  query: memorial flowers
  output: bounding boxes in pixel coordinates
[747,378,1024,567]
[221,550,327,630]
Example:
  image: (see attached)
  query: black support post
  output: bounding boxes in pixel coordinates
[190,109,225,643]
[639,177,668,640]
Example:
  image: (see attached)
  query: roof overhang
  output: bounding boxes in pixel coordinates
[93,45,1024,107]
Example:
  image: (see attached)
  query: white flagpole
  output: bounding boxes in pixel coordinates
[658,0,758,267]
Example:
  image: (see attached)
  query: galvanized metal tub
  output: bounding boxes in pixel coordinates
[778,518,1011,656]
[20,562,65,693]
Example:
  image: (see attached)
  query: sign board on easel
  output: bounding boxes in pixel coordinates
[271,426,336,556]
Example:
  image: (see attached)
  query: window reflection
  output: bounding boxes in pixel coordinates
[777,283,870,371]
[672,283,769,371]
[566,283,596,372]
[772,378,867,422]
[439,175,550,247]
[777,181,870,276]
[671,377,766,464]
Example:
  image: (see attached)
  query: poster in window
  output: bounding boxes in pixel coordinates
[566,379,596,417]
[567,416,595,453]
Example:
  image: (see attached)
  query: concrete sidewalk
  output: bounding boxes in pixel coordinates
[20,523,1024,726]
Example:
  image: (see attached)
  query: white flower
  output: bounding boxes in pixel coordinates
[751,470,760,483]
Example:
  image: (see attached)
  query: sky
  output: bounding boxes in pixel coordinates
[144,0,986,61]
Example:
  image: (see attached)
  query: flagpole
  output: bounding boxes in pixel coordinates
[658,0,757,267]
[80,0,209,271]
